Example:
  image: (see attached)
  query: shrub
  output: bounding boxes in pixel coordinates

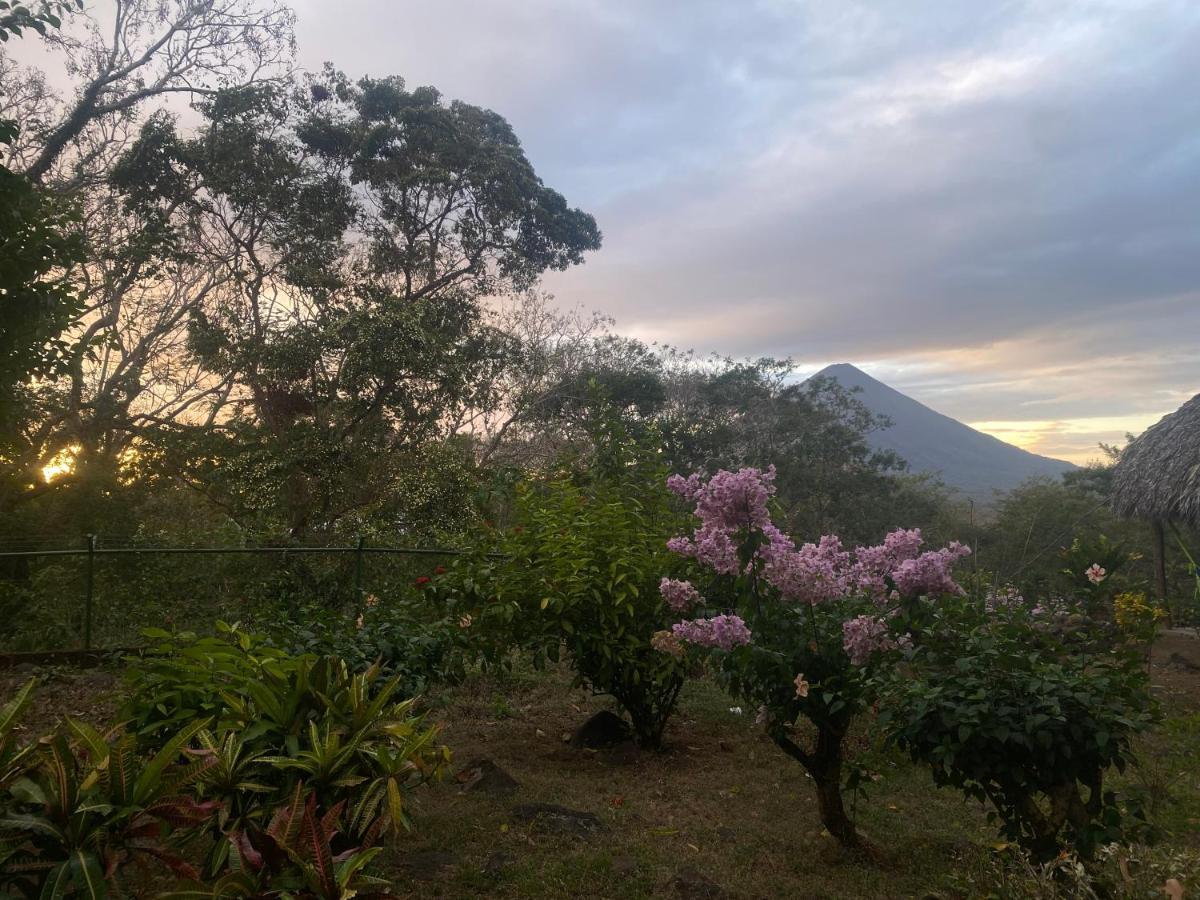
[121,626,450,880]
[164,789,393,899]
[0,718,220,896]
[477,445,690,749]
[0,631,451,895]
[270,593,467,697]
[880,594,1158,861]
[657,465,971,847]
[121,622,301,744]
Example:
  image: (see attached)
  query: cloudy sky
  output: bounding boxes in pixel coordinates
[291,0,1200,463]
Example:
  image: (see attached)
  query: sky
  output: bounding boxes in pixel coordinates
[290,0,1200,464]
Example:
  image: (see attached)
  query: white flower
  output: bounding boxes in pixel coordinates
[728,706,743,715]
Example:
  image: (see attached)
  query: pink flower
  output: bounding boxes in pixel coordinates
[666,472,705,502]
[985,585,1023,610]
[666,467,777,574]
[793,673,810,698]
[842,615,893,665]
[890,543,971,598]
[660,578,702,612]
[763,535,852,605]
[1085,564,1107,585]
[672,614,752,650]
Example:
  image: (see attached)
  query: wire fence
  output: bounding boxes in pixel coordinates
[0,537,493,655]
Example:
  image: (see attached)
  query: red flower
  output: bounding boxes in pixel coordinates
[414,576,431,587]
[434,566,447,575]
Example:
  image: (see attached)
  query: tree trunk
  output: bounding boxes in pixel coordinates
[771,721,860,848]
[813,764,858,846]
[1153,519,1168,614]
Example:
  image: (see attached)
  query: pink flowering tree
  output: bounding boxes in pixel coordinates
[657,466,970,847]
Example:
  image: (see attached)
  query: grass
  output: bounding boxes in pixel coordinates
[385,664,1001,899]
[377,634,1200,898]
[1,635,1197,897]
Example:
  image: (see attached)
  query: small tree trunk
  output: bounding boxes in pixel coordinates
[772,720,860,848]
[813,764,858,846]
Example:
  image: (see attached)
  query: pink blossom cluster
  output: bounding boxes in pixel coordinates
[667,467,777,575]
[850,528,924,600]
[842,615,894,665]
[891,543,972,598]
[762,535,852,605]
[671,614,752,650]
[663,469,974,666]
[667,531,739,575]
[659,577,702,612]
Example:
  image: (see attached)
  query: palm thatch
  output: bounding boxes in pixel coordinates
[1111,392,1200,527]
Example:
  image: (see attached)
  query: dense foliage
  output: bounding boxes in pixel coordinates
[881,594,1158,860]
[467,431,690,748]
[0,628,449,896]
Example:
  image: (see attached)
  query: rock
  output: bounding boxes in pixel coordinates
[454,758,520,795]
[1168,651,1200,672]
[510,802,606,837]
[670,867,727,899]
[570,710,632,748]
[482,850,514,878]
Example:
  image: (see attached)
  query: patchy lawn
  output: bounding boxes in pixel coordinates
[382,631,1200,899]
[1,632,1198,897]
[391,667,994,899]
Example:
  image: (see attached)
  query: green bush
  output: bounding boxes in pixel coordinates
[0,630,452,896]
[269,592,467,697]
[475,442,689,749]
[880,594,1158,861]
[0,715,221,896]
[119,625,449,884]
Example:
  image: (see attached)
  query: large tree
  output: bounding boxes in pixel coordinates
[0,0,296,529]
[115,71,601,537]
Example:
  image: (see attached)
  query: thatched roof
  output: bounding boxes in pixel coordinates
[1111,392,1200,526]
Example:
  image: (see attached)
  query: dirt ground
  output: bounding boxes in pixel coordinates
[0,631,1196,897]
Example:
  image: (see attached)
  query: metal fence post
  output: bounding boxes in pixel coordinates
[83,534,96,650]
[354,535,366,598]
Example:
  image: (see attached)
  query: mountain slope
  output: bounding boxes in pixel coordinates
[810,363,1076,498]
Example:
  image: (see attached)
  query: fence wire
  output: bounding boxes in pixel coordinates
[0,537,492,654]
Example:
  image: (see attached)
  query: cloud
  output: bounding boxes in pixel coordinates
[291,0,1200,461]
